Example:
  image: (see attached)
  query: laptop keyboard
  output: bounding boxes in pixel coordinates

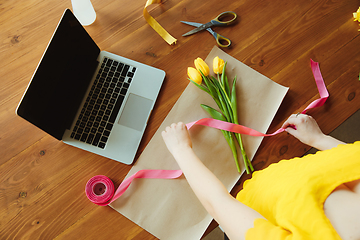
[70,57,136,149]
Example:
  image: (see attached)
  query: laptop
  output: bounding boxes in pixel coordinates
[16,9,165,165]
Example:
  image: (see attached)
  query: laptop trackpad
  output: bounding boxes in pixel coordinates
[118,94,153,131]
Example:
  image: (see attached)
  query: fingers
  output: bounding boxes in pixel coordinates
[282,113,312,128]
[169,122,185,131]
[162,122,186,134]
[161,122,193,153]
[281,114,298,129]
[284,126,296,135]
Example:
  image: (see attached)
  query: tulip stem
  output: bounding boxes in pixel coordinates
[234,132,253,173]
[217,71,253,173]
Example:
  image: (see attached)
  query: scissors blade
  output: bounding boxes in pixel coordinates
[181,21,213,36]
[182,21,215,37]
[181,21,202,28]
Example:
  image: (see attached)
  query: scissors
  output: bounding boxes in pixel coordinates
[181,11,237,47]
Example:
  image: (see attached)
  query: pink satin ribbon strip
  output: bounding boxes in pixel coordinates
[301,59,329,113]
[186,59,328,136]
[186,118,286,136]
[86,59,327,205]
[86,170,183,206]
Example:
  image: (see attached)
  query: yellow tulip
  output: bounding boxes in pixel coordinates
[187,67,202,84]
[194,57,209,76]
[354,7,360,22]
[213,56,225,74]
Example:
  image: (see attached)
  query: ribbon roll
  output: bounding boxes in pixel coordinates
[86,170,183,206]
[86,175,115,205]
[144,0,177,45]
[186,59,328,136]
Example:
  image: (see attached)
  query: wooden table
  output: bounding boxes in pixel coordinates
[1,0,360,239]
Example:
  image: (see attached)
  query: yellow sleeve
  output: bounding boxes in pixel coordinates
[246,218,291,240]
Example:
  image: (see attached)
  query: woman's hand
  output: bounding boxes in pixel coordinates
[282,113,325,147]
[282,113,345,150]
[161,122,192,157]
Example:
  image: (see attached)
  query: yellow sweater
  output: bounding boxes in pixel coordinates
[236,142,360,240]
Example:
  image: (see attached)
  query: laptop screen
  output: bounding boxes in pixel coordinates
[17,9,100,140]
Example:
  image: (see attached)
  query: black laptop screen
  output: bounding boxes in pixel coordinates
[17,9,100,140]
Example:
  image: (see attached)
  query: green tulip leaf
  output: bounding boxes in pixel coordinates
[189,79,210,94]
[230,76,238,123]
[200,104,226,121]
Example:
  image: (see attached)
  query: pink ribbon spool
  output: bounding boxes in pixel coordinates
[85,175,115,205]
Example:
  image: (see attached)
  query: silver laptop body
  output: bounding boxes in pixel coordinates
[16,9,165,165]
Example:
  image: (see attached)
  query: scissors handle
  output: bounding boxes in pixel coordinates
[210,11,237,26]
[207,28,231,47]
[215,33,231,47]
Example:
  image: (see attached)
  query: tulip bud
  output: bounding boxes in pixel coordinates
[354,7,360,22]
[194,57,209,76]
[187,67,202,84]
[213,56,225,74]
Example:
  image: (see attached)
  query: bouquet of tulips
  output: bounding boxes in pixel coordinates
[187,57,254,173]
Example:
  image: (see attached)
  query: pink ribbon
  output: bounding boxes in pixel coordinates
[301,59,329,113]
[86,170,183,206]
[86,59,328,205]
[186,118,286,136]
[186,59,329,136]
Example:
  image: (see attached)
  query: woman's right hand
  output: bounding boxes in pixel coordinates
[281,113,326,148]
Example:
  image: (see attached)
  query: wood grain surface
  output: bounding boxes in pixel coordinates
[1,0,360,239]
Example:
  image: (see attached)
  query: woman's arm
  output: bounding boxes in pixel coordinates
[162,122,264,240]
[281,113,345,151]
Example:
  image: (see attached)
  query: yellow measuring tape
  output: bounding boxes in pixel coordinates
[143,0,177,45]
